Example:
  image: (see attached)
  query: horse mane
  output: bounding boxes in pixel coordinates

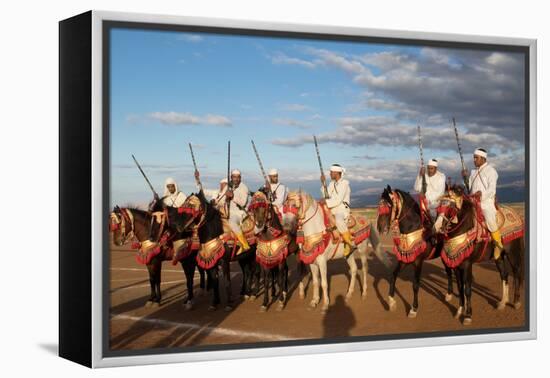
[194,191,224,242]
[394,189,421,214]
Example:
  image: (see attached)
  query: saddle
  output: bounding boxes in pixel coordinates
[220,214,257,246]
[469,196,524,243]
[318,203,371,245]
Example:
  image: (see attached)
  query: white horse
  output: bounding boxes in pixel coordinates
[282,191,388,312]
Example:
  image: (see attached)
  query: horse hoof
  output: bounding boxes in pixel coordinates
[299,291,305,300]
[463,317,472,325]
[445,293,453,302]
[151,302,160,308]
[260,305,267,312]
[249,295,257,302]
[145,301,153,308]
[408,309,418,318]
[224,305,233,312]
[208,305,217,312]
[497,302,506,310]
[361,292,368,301]
[183,301,193,311]
[309,300,319,308]
[345,293,353,302]
[514,301,522,310]
[276,302,285,311]
[454,306,463,319]
[321,305,329,314]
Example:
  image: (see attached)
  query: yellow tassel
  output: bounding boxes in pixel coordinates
[491,230,503,259]
[235,232,250,255]
[342,231,355,257]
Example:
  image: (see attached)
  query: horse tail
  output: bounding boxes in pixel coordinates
[369,223,391,269]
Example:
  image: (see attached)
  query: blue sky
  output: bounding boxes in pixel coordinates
[110,28,526,207]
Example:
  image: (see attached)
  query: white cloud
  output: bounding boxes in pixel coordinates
[177,34,204,43]
[148,111,232,127]
[280,103,313,112]
[273,118,312,129]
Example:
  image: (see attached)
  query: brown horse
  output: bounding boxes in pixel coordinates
[432,185,525,324]
[109,205,205,309]
[248,189,304,311]
[377,186,454,318]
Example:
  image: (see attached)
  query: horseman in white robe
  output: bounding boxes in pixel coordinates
[413,158,446,219]
[161,177,187,208]
[319,164,354,256]
[462,148,503,259]
[201,177,229,215]
[265,168,287,215]
[225,169,250,254]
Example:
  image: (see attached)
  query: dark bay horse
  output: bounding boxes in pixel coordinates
[377,186,454,318]
[109,205,205,309]
[173,191,257,311]
[249,190,304,311]
[433,186,525,324]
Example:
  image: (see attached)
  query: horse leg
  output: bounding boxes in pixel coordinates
[298,260,307,300]
[454,267,465,319]
[251,261,260,300]
[309,263,320,308]
[198,266,206,293]
[463,261,473,325]
[495,255,509,310]
[408,259,423,318]
[145,262,156,307]
[238,258,247,296]
[507,239,523,309]
[276,262,286,311]
[271,269,277,298]
[181,258,195,310]
[345,253,358,301]
[207,267,220,311]
[318,257,330,313]
[444,265,454,302]
[388,261,403,311]
[223,257,233,311]
[261,268,269,312]
[359,247,369,299]
[152,257,162,307]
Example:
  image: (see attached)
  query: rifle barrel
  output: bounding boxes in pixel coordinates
[313,135,329,199]
[131,154,158,197]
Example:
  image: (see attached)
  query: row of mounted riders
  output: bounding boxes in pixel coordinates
[110,184,524,325]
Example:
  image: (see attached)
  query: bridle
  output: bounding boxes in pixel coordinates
[435,196,468,236]
[282,192,316,227]
[178,196,207,231]
[377,191,413,227]
[110,208,135,244]
[249,191,271,228]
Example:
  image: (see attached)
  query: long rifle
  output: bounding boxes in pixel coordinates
[226,141,232,217]
[451,117,470,193]
[313,135,329,199]
[251,140,273,201]
[417,125,427,195]
[131,154,159,198]
[188,143,202,191]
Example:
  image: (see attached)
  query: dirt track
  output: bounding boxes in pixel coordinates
[109,205,526,351]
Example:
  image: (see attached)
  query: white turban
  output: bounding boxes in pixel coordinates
[163,177,178,197]
[330,164,345,173]
[219,178,228,184]
[231,169,241,176]
[268,168,278,175]
[427,159,438,167]
[474,148,488,158]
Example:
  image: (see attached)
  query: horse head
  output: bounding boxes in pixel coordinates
[282,190,309,233]
[176,194,205,232]
[377,185,395,234]
[110,206,134,246]
[433,185,465,235]
[249,190,270,230]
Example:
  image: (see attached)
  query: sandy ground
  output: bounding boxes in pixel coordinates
[109,204,526,351]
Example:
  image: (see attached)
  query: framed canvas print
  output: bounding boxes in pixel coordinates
[59,10,537,368]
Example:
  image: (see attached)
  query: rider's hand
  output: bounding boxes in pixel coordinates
[319,198,326,205]
[419,167,425,176]
[474,191,482,199]
[154,193,160,201]
[461,169,469,178]
[194,170,200,179]
[225,191,234,200]
[320,174,326,184]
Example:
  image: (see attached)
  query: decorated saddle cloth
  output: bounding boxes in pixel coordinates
[441,203,524,268]
[392,228,427,264]
[196,237,226,269]
[256,233,290,269]
[346,213,371,245]
[220,214,257,245]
